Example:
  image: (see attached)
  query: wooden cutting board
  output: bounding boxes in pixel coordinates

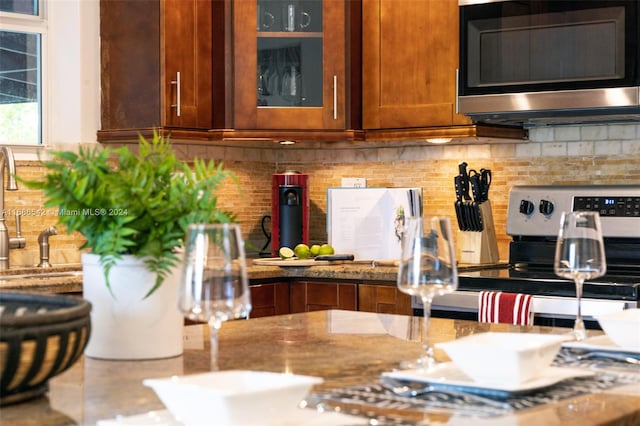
[252,258,399,267]
[252,258,328,266]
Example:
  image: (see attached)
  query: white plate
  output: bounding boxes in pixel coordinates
[382,362,594,398]
[97,408,368,426]
[563,335,640,355]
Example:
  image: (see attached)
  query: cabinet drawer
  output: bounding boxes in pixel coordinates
[290,281,357,313]
[359,284,412,315]
[250,282,290,318]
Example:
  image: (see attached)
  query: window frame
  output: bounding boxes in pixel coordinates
[0,1,48,146]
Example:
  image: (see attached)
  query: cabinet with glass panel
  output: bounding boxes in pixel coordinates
[233,0,346,130]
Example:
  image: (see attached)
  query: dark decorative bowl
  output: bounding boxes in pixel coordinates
[0,291,91,406]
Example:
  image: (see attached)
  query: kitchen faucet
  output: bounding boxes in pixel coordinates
[37,225,57,267]
[0,147,25,269]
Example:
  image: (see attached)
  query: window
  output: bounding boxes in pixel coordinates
[0,0,44,145]
[0,0,38,15]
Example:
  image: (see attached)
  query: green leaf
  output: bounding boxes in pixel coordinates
[19,131,237,298]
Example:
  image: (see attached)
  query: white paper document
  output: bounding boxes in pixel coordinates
[327,187,422,260]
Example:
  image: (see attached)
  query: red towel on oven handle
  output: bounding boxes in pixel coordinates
[478,291,534,326]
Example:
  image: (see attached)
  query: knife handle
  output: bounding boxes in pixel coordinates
[469,173,482,202]
[480,169,491,201]
[458,162,468,181]
[454,175,463,200]
[315,254,355,261]
[458,164,471,199]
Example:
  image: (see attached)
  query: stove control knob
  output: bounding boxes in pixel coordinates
[539,199,554,216]
[519,199,535,216]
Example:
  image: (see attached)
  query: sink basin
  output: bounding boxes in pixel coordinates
[0,271,83,281]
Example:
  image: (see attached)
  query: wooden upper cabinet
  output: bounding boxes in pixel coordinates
[361,0,471,129]
[99,0,216,137]
[98,0,516,143]
[161,0,213,129]
[233,0,346,130]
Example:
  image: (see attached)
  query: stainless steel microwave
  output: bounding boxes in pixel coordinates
[457,0,640,127]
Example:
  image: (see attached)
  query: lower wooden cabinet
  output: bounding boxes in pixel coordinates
[358,284,413,315]
[248,281,410,318]
[290,281,358,313]
[249,282,290,318]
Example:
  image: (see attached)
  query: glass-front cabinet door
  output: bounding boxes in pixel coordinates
[233,0,346,130]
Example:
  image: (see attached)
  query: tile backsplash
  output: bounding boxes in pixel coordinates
[6,123,640,267]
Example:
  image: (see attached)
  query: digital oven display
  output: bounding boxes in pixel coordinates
[573,196,640,217]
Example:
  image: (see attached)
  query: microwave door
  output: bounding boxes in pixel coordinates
[457,0,640,124]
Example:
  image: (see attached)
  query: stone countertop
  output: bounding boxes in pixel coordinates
[249,259,507,282]
[248,261,401,281]
[0,264,84,293]
[0,261,503,294]
[1,310,638,425]
[0,262,403,294]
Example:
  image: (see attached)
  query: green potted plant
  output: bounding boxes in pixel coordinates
[22,132,236,359]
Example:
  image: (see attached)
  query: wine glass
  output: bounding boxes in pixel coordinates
[554,211,606,341]
[178,223,252,370]
[397,216,458,370]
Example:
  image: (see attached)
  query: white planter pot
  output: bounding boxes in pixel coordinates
[82,253,183,360]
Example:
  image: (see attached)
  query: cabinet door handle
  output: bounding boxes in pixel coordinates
[455,68,459,115]
[171,71,181,117]
[333,75,337,120]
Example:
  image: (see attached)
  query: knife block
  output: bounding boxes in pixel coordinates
[458,200,500,265]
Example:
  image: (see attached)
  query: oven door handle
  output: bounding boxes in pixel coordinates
[414,291,634,319]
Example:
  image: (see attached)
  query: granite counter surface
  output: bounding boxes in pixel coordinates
[1,310,638,425]
[0,262,404,294]
[0,264,84,293]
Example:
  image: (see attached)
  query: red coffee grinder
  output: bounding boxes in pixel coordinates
[271,171,309,256]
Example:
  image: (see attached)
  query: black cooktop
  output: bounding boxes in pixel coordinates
[458,264,640,301]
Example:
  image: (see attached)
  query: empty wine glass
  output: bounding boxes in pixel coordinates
[397,216,458,370]
[178,223,252,370]
[554,211,606,341]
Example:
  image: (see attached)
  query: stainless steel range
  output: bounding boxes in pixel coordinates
[414,185,640,328]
